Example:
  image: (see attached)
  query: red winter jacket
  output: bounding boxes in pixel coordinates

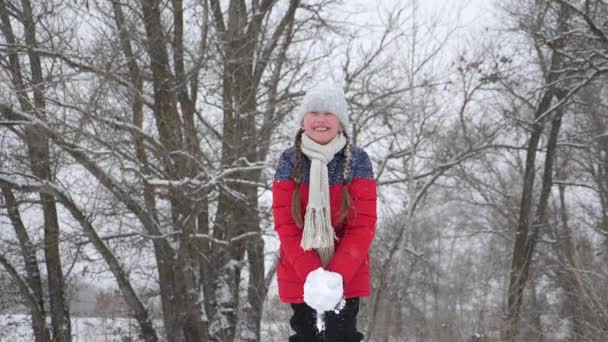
[272,145,377,303]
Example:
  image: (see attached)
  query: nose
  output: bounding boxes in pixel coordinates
[314,113,328,122]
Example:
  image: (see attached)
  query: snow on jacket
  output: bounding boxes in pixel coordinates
[272,145,377,303]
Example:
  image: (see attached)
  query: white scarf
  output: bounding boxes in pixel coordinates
[300,133,347,267]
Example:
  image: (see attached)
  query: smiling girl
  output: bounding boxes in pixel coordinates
[272,84,377,342]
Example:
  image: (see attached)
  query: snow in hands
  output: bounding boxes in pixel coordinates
[303,267,344,332]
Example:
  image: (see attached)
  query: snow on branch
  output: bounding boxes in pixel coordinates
[146,163,270,191]
[594,131,608,139]
[534,67,608,124]
[193,232,261,246]
[0,43,155,108]
[85,229,263,247]
[0,102,169,243]
[377,143,528,186]
[555,0,608,45]
[553,180,597,190]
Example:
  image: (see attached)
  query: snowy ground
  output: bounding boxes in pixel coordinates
[0,314,163,342]
[0,314,293,341]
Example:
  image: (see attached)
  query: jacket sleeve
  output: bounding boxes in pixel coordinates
[327,151,377,284]
[272,150,323,281]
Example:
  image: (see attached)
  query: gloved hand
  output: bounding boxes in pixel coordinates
[303,267,343,312]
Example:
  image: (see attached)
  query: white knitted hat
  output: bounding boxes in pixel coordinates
[297,83,349,130]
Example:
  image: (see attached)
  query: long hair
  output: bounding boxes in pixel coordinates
[291,129,352,227]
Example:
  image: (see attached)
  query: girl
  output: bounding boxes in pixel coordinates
[272,83,377,342]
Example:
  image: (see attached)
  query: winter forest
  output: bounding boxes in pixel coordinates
[0,0,607,341]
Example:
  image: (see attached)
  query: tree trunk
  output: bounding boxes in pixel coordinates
[110,2,181,340]
[0,0,72,340]
[0,255,52,342]
[51,187,159,342]
[556,184,584,342]
[0,186,51,342]
[139,0,209,340]
[586,89,608,235]
[504,111,563,341]
[503,4,568,338]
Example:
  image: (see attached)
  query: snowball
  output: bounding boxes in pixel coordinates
[303,268,343,312]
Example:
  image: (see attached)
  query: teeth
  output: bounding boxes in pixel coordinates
[314,128,328,131]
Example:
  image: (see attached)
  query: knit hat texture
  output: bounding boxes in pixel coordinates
[297,83,349,130]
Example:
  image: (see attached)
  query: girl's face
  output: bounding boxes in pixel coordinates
[301,111,342,145]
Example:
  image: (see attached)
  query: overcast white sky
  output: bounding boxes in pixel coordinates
[368,0,499,41]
